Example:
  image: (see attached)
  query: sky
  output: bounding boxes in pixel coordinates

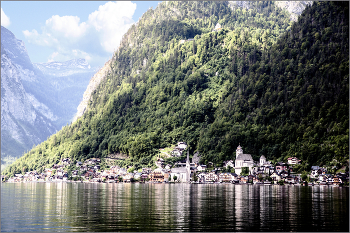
[1,1,161,68]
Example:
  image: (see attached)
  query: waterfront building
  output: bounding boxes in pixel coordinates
[149,168,165,182]
[205,172,218,182]
[234,145,254,175]
[170,151,191,182]
[218,173,234,182]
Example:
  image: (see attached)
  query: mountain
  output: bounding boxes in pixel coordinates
[73,59,112,122]
[34,59,92,77]
[33,59,97,127]
[1,26,95,162]
[227,1,313,22]
[3,1,348,177]
[1,28,57,159]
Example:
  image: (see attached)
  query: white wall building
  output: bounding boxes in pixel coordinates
[234,145,254,175]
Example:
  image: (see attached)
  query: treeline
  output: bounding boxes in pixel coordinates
[3,1,348,177]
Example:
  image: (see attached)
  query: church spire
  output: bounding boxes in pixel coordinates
[186,149,190,182]
[186,150,190,165]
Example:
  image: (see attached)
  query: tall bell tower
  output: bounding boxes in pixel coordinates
[186,150,190,182]
[236,144,243,159]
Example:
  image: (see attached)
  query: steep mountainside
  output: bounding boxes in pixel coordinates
[3,1,348,176]
[73,59,112,122]
[1,26,95,160]
[1,39,57,159]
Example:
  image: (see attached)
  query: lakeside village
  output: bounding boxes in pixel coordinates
[3,143,349,186]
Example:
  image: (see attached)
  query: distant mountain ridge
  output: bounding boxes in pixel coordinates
[1,26,96,160]
[34,59,94,77]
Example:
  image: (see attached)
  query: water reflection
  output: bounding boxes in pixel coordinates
[1,183,349,232]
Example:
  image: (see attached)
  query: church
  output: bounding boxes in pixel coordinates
[234,145,255,175]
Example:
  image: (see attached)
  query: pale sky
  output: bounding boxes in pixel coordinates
[1,1,161,68]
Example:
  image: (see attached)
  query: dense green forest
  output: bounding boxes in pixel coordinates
[3,1,348,177]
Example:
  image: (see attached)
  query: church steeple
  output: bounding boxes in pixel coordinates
[186,150,190,168]
[236,144,243,159]
[186,150,190,182]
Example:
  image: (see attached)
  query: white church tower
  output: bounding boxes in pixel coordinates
[260,155,266,166]
[236,144,243,159]
[186,150,190,182]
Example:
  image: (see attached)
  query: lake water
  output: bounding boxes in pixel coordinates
[1,182,349,232]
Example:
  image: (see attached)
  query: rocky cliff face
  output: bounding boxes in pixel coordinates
[1,33,57,158]
[228,1,313,21]
[275,1,313,21]
[1,26,95,158]
[73,59,112,122]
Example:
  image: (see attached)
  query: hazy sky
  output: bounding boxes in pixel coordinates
[1,1,161,68]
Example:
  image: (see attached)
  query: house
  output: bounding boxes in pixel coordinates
[239,176,247,183]
[259,155,272,167]
[276,162,288,172]
[332,175,342,185]
[285,175,296,184]
[213,23,222,31]
[76,161,83,167]
[149,168,164,182]
[270,172,282,182]
[155,158,164,168]
[205,172,218,182]
[218,173,233,182]
[163,170,171,182]
[62,158,70,165]
[318,174,327,183]
[177,142,187,150]
[287,157,301,165]
[134,173,142,180]
[119,168,127,175]
[141,173,149,181]
[123,173,134,182]
[142,167,152,174]
[197,165,207,172]
[172,149,182,157]
[224,160,235,169]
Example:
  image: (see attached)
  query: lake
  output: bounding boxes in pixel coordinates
[1,182,349,232]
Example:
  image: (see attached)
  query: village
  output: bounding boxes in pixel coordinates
[3,143,349,187]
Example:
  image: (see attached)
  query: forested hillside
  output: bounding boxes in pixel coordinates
[3,1,348,177]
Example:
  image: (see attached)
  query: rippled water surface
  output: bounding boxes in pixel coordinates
[1,183,349,231]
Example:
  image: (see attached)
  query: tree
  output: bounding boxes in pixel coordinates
[241,167,249,176]
[173,175,177,182]
[301,171,309,182]
[193,171,198,182]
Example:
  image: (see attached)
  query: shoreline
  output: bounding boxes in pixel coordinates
[2,180,347,187]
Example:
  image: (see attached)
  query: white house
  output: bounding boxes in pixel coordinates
[205,172,218,182]
[287,157,301,165]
